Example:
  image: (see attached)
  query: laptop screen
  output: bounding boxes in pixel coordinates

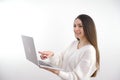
[22,35,38,66]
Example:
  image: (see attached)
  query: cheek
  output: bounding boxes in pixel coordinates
[81,30,85,35]
[73,28,76,32]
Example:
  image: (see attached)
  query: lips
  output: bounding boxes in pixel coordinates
[75,32,81,35]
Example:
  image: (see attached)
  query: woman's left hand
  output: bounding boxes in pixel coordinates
[41,67,60,75]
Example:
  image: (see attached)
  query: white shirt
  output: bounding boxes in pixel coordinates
[50,40,97,80]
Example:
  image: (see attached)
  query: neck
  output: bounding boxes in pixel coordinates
[77,37,90,49]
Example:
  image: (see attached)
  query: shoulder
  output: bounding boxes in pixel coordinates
[86,45,95,52]
[84,44,96,57]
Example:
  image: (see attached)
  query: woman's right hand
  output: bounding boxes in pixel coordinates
[38,51,54,60]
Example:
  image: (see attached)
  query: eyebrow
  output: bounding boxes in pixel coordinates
[74,23,83,26]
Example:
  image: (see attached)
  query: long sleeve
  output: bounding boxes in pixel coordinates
[58,46,97,80]
[49,41,76,67]
[49,40,97,80]
[49,51,64,67]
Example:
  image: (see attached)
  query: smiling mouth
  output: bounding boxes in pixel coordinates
[75,32,81,35]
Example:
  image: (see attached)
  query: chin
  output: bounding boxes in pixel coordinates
[75,36,80,41]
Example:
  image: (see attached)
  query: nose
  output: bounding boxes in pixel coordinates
[74,26,80,31]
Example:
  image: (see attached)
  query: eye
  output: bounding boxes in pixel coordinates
[78,24,83,28]
[79,25,83,27]
[73,24,76,27]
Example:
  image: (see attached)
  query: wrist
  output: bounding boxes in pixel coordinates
[54,70,60,75]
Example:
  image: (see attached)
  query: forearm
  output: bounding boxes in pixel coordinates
[52,69,60,75]
[42,67,60,75]
[49,53,62,67]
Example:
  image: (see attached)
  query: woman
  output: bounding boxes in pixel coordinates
[39,14,100,80]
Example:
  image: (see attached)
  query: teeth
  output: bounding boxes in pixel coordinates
[76,32,81,34]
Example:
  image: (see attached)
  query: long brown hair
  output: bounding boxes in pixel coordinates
[76,14,100,77]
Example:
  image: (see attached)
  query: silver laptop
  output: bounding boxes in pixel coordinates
[21,35,63,70]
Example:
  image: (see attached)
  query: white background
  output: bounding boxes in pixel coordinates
[0,0,120,80]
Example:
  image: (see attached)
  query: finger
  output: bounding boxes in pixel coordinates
[40,55,47,60]
[38,51,48,55]
[38,51,46,55]
[40,55,46,60]
[38,51,43,54]
[43,55,47,58]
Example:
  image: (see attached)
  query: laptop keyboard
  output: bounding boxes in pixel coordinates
[38,61,53,67]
